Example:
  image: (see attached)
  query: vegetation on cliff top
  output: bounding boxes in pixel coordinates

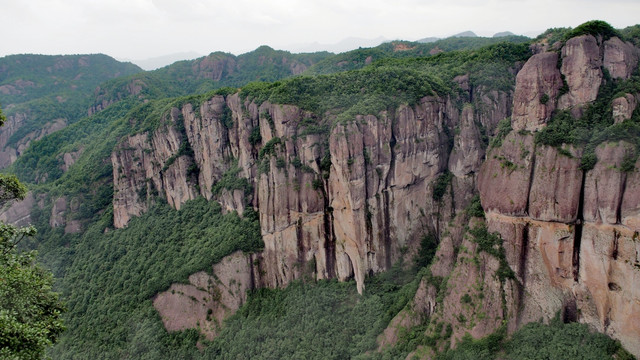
[535,66,640,170]
[2,20,638,359]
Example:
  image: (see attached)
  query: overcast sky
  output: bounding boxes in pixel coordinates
[1,0,639,62]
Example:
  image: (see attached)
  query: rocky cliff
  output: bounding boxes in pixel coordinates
[395,33,640,358]
[108,33,640,356]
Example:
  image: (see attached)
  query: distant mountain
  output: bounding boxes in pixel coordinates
[125,51,203,71]
[88,46,333,116]
[493,31,516,37]
[306,35,530,75]
[451,31,478,37]
[284,36,387,54]
[0,54,141,169]
[416,36,440,43]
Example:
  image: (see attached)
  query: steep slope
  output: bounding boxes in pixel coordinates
[385,24,640,359]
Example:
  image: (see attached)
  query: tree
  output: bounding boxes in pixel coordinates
[0,105,65,359]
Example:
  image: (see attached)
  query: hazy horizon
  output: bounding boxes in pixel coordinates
[1,0,639,63]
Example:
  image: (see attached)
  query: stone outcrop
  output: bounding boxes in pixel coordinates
[612,94,638,124]
[603,36,640,80]
[111,83,513,296]
[381,34,640,358]
[558,35,603,112]
[470,36,640,356]
[512,52,563,131]
[61,148,84,172]
[153,251,254,340]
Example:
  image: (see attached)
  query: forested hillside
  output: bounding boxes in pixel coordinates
[1,22,639,359]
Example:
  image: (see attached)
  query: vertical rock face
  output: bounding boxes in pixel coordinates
[111,89,507,295]
[0,192,36,227]
[512,52,563,131]
[448,105,485,176]
[473,36,640,357]
[528,145,583,222]
[111,112,199,228]
[558,35,603,111]
[478,132,535,216]
[583,141,633,224]
[603,37,640,80]
[111,33,640,355]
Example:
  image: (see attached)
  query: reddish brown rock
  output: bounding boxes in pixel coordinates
[612,94,637,124]
[583,141,634,224]
[153,252,253,340]
[512,52,563,131]
[111,113,200,228]
[621,157,640,231]
[579,224,640,356]
[528,145,583,222]
[478,132,535,216]
[448,105,485,176]
[604,37,639,80]
[558,35,602,111]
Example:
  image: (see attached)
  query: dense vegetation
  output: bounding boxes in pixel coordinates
[0,54,142,156]
[239,41,530,127]
[2,20,638,359]
[42,198,262,358]
[436,317,633,360]
[0,106,65,360]
[0,54,141,105]
[89,46,333,109]
[206,263,421,360]
[305,36,530,75]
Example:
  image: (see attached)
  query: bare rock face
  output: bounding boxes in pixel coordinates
[583,141,633,224]
[182,96,233,200]
[603,37,640,80]
[528,145,583,222]
[192,54,237,82]
[0,192,35,227]
[478,132,535,216]
[448,105,485,176]
[612,94,637,124]
[153,251,253,340]
[558,35,603,111]
[61,148,84,172]
[512,52,563,131]
[578,224,640,356]
[50,197,67,228]
[621,157,640,230]
[89,79,146,116]
[477,135,640,356]
[111,113,199,228]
